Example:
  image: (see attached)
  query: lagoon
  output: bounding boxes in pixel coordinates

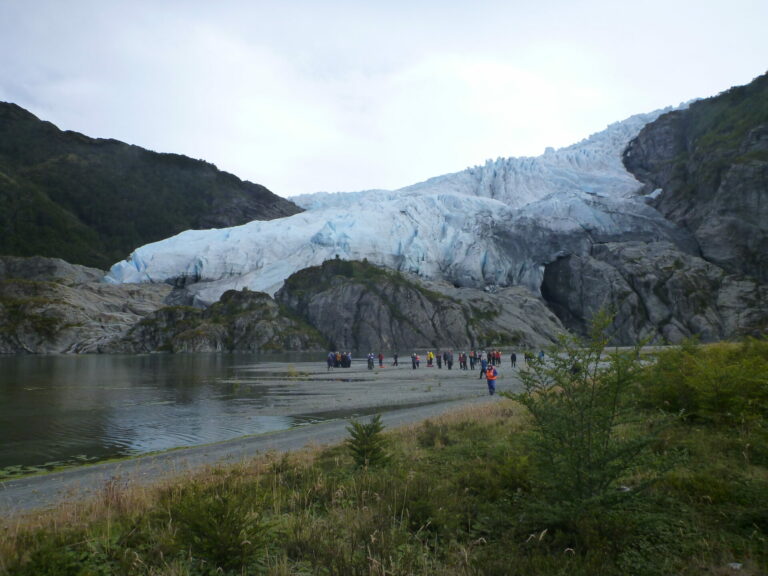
[0,353,322,478]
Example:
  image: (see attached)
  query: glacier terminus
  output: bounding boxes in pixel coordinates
[105,107,696,307]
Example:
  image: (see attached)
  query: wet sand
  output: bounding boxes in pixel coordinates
[0,360,521,516]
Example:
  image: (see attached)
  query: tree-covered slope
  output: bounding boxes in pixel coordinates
[0,103,302,268]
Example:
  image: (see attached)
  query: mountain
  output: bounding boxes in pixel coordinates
[106,108,692,301]
[624,73,768,281]
[0,103,302,269]
[105,73,768,345]
[544,74,768,342]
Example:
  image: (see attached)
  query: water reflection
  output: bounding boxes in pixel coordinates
[0,353,317,477]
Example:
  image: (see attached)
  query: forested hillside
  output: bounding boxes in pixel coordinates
[0,103,301,268]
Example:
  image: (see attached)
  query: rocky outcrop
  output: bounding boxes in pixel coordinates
[276,259,564,352]
[542,241,767,343]
[0,256,171,353]
[107,289,328,353]
[0,255,104,285]
[538,73,768,343]
[623,73,768,282]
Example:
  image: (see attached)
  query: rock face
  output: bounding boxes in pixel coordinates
[0,256,171,353]
[0,102,302,269]
[623,73,768,282]
[540,72,768,343]
[275,259,563,352]
[542,241,767,343]
[107,289,328,353]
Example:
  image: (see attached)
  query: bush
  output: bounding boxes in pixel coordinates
[641,338,768,427]
[346,414,390,468]
[506,311,663,518]
[165,479,272,571]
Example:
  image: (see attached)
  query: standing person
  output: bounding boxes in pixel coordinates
[393,352,399,367]
[510,352,517,368]
[436,353,442,369]
[411,353,417,370]
[485,365,498,395]
[479,355,487,379]
[378,352,384,367]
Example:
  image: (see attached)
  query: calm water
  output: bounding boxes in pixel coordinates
[0,353,322,477]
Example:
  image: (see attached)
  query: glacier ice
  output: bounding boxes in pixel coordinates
[105,107,692,306]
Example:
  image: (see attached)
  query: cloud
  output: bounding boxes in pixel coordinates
[1,0,766,196]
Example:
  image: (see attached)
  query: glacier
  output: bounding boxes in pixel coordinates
[105,107,694,306]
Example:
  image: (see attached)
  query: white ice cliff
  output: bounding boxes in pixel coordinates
[105,107,691,305]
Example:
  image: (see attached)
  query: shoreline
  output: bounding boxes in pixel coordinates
[0,360,520,515]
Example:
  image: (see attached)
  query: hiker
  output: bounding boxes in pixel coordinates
[327,351,335,371]
[392,352,399,367]
[378,352,384,367]
[485,365,498,395]
[510,352,517,368]
[479,355,487,379]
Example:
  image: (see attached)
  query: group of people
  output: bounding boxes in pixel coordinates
[326,351,353,370]
[328,349,542,372]
[411,349,504,395]
[325,348,547,395]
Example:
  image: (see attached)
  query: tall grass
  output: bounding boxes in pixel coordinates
[1,343,767,575]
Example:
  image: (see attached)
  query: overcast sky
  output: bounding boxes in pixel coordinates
[1,1,766,197]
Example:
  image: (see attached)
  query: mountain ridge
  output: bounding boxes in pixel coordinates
[1,73,766,351]
[0,102,302,268]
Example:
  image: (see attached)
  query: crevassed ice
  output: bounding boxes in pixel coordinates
[105,107,680,305]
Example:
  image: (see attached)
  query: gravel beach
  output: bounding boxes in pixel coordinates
[0,359,523,516]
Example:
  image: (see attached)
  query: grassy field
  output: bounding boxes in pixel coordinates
[1,338,766,575]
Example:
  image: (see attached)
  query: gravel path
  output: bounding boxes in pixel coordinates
[0,359,522,516]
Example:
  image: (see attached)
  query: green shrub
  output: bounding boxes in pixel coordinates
[641,338,768,426]
[506,311,664,517]
[165,479,272,571]
[346,414,390,468]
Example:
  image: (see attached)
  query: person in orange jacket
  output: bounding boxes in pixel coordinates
[485,365,498,395]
